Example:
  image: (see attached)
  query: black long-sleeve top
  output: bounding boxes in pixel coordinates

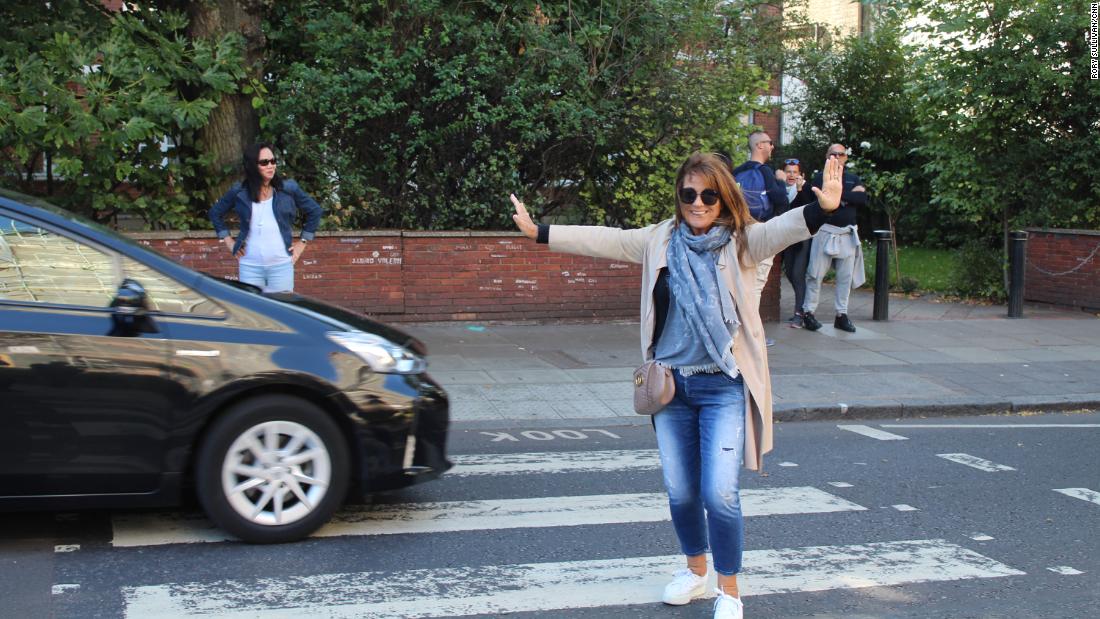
[810,170,866,227]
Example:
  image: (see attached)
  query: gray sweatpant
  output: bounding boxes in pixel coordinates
[802,251,856,315]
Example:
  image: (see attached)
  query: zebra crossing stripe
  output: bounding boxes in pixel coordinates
[449,449,659,476]
[111,486,867,547]
[121,539,1024,618]
[1053,487,1100,506]
[936,453,1016,472]
[837,425,909,441]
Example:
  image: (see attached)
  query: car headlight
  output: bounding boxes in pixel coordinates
[327,331,427,374]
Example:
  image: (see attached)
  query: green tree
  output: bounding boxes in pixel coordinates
[0,1,250,228]
[261,0,770,230]
[909,0,1100,254]
[786,10,930,245]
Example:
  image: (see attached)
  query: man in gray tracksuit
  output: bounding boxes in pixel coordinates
[802,143,868,333]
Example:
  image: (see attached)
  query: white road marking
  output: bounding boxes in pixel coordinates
[936,453,1016,472]
[52,584,80,595]
[829,482,853,488]
[892,504,918,512]
[970,534,994,541]
[1053,487,1100,506]
[837,425,909,441]
[449,449,659,476]
[54,544,80,553]
[883,424,1100,429]
[778,461,799,467]
[111,487,866,547]
[1047,566,1084,575]
[122,539,1024,618]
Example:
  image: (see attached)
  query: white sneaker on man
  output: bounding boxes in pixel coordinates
[661,569,709,605]
[712,589,744,619]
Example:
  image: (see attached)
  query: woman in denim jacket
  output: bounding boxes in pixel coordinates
[209,143,323,292]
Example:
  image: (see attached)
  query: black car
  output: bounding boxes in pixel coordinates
[0,189,450,543]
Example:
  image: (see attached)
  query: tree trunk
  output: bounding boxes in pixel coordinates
[188,0,265,203]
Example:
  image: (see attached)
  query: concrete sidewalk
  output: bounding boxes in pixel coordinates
[405,283,1100,425]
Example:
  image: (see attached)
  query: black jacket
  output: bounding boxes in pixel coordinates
[810,170,866,227]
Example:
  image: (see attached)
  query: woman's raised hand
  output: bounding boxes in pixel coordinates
[811,157,844,212]
[510,194,538,240]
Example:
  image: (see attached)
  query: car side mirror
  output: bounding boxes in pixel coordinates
[110,278,157,335]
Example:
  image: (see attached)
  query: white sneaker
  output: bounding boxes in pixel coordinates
[713,589,744,619]
[661,569,708,605]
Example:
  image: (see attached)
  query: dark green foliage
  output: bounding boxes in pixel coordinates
[0,1,249,228]
[897,275,919,294]
[951,240,1006,301]
[786,10,932,243]
[911,0,1100,243]
[260,1,769,230]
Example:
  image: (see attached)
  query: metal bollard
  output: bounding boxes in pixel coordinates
[1007,230,1028,318]
[873,230,892,321]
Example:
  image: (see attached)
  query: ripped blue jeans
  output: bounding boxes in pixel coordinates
[654,369,746,575]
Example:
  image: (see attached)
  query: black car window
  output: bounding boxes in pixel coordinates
[0,215,117,307]
[120,257,225,317]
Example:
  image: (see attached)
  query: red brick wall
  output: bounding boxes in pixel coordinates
[1024,229,1100,311]
[132,231,783,323]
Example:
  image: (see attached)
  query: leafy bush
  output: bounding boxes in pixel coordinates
[261,0,770,230]
[951,241,1006,301]
[898,275,919,294]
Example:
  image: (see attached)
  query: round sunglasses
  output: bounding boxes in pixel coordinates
[678,187,720,206]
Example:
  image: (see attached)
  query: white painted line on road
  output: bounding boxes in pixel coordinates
[778,461,799,467]
[111,487,867,547]
[1047,566,1084,575]
[884,424,1100,429]
[122,539,1024,618]
[936,453,1016,472]
[970,534,994,541]
[1053,487,1100,506]
[892,504,918,512]
[54,544,80,553]
[838,425,909,441]
[52,584,80,595]
[829,482,853,488]
[449,449,659,476]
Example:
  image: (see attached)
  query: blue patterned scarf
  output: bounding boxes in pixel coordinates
[663,222,740,376]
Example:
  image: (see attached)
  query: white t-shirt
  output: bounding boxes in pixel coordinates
[240,197,292,267]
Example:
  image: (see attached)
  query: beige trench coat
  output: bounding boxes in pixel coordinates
[548,207,813,471]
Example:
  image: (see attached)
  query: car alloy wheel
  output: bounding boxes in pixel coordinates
[196,395,350,543]
[221,420,333,527]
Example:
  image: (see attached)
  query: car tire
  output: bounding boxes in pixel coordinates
[195,395,350,544]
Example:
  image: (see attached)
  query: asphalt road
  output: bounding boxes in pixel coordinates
[2,411,1098,618]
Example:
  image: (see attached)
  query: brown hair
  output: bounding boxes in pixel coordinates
[673,152,756,267]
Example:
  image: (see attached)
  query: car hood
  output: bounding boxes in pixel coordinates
[265,292,428,356]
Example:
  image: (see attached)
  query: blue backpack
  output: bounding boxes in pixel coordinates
[734,164,772,221]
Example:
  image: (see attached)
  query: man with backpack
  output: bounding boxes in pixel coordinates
[732,131,789,343]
